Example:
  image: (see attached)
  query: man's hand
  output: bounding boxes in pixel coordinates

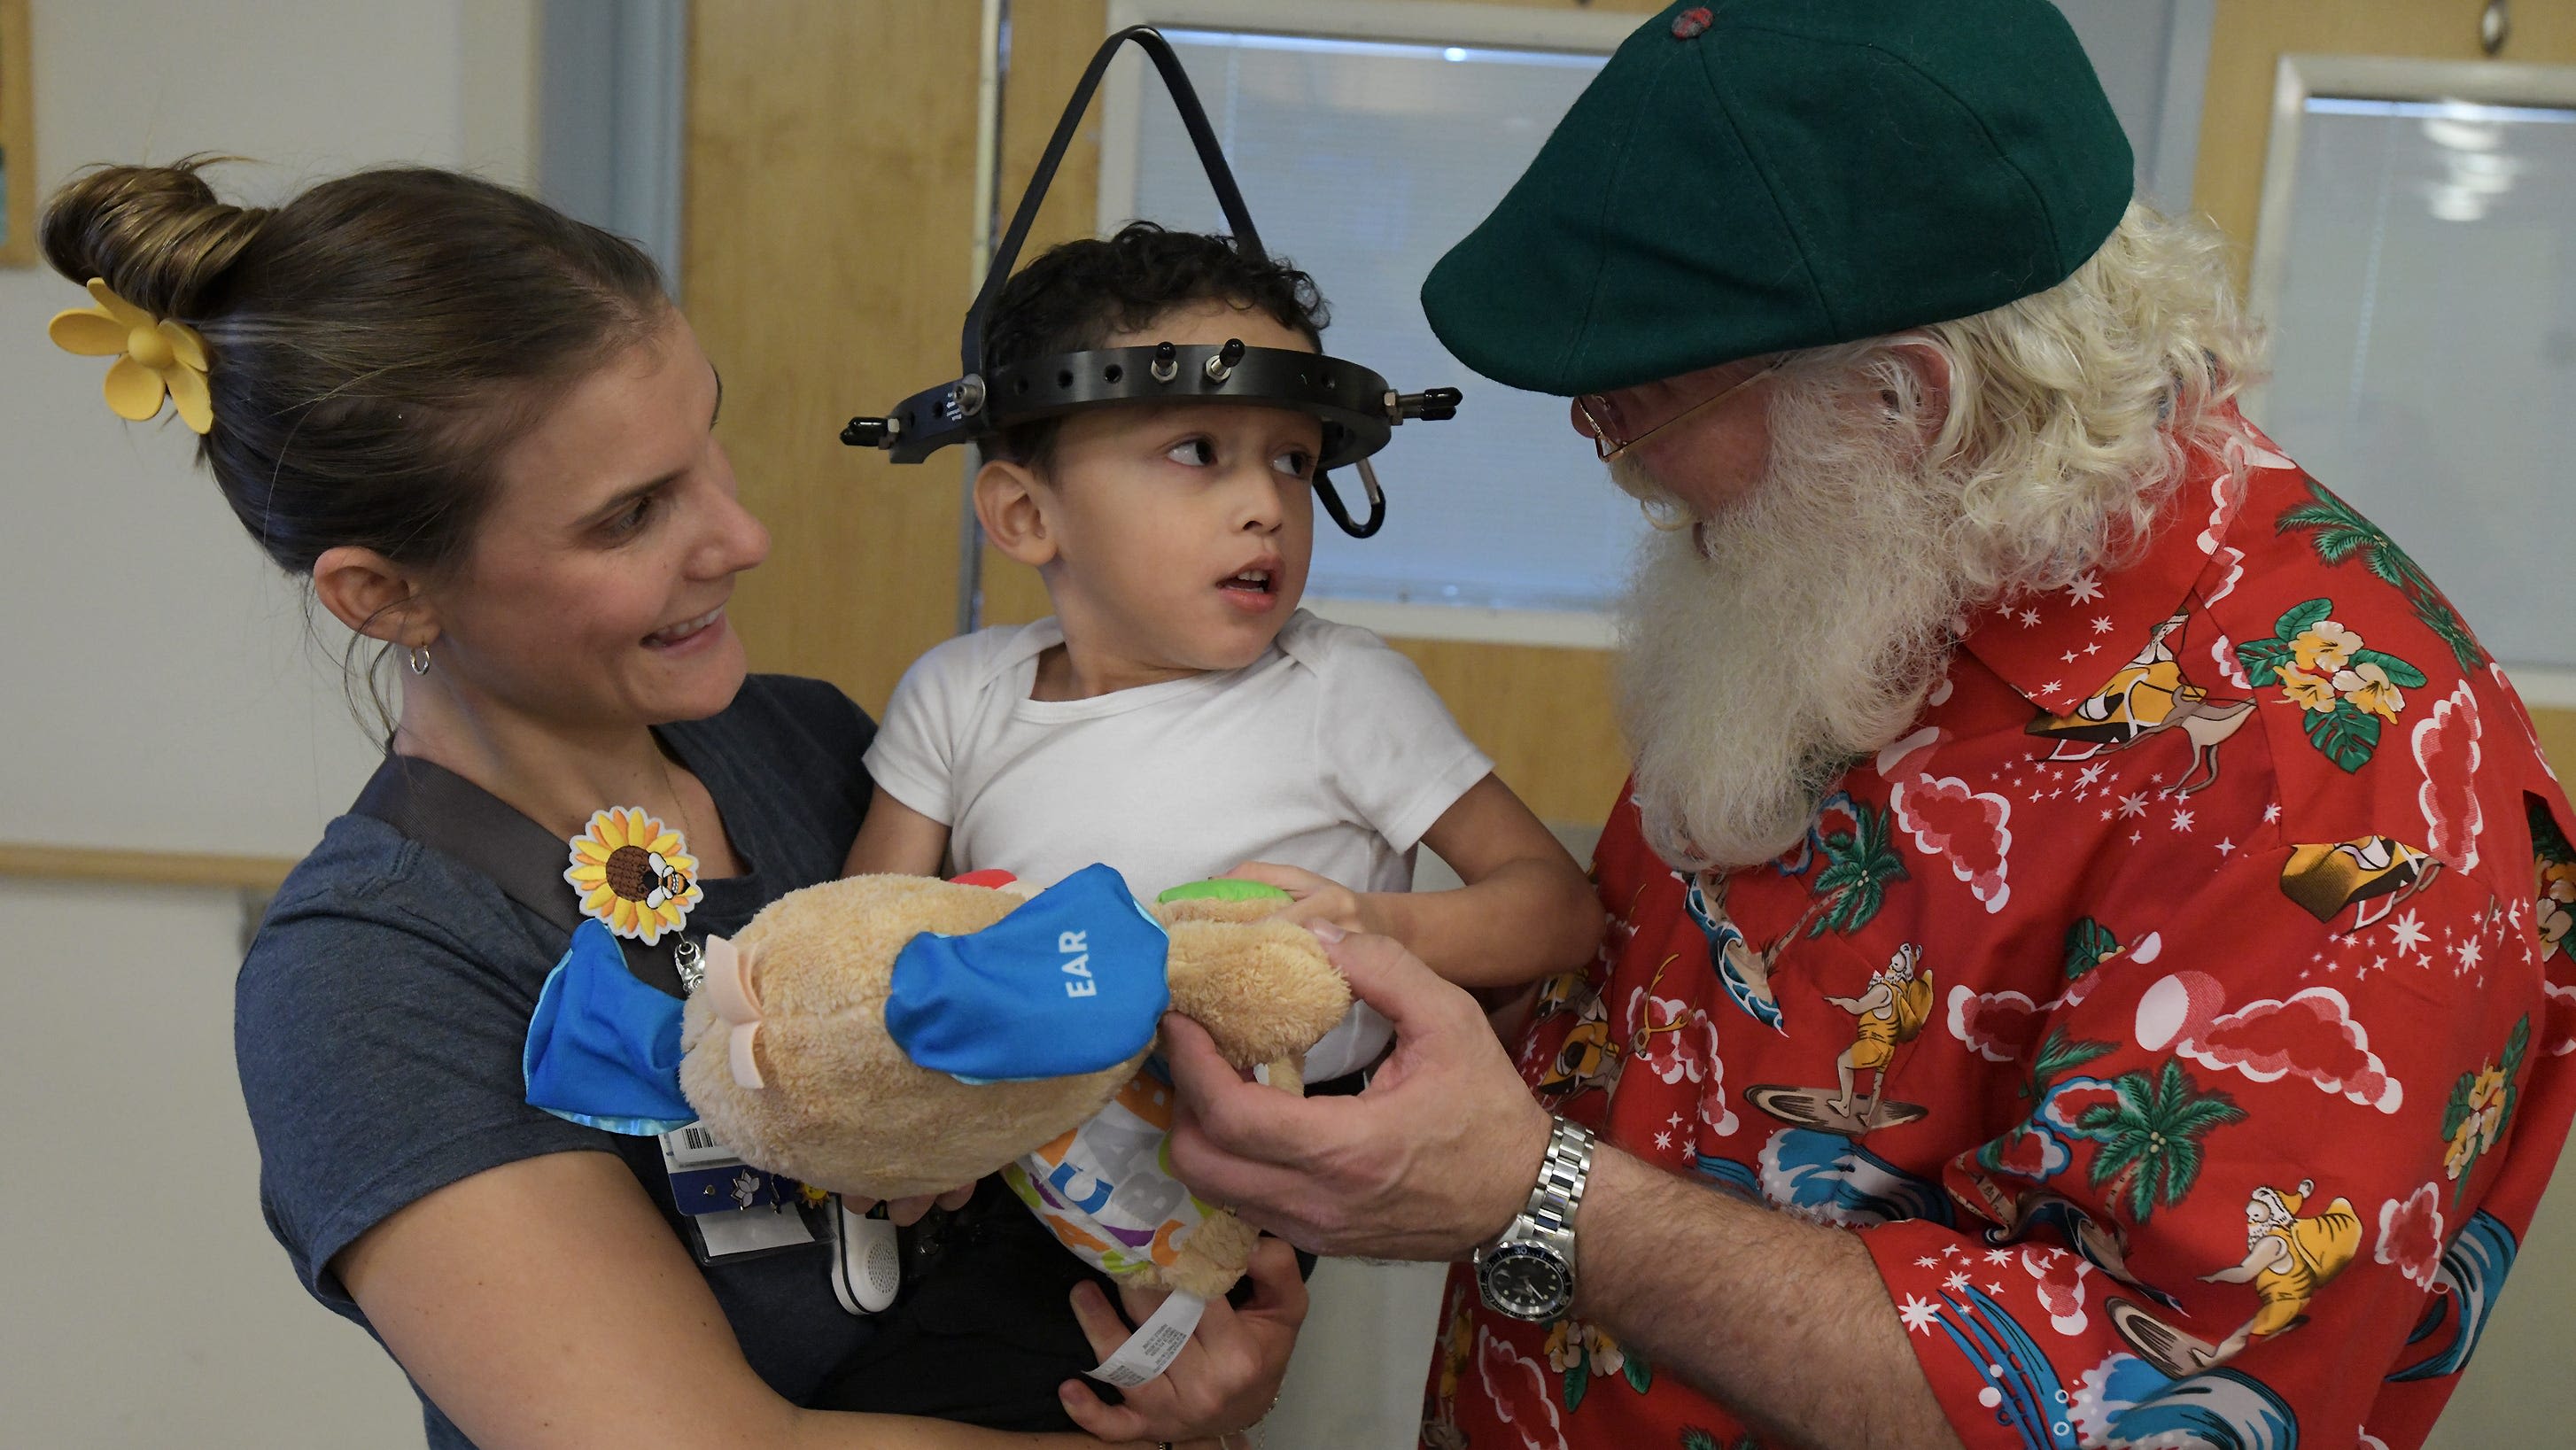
[1224,860,1373,935]
[1056,1235,1306,1444]
[1163,925,1554,1260]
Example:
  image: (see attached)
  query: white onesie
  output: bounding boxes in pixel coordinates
[863,609,1493,1080]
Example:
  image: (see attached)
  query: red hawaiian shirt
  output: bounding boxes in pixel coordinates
[1424,410,2576,1450]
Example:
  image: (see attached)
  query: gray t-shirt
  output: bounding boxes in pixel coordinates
[237,676,888,1446]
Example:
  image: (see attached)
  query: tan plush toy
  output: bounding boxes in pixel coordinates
[676,868,1349,1299]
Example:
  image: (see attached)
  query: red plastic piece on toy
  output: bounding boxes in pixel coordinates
[950,868,1020,890]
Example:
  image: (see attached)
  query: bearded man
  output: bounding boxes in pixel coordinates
[1163,4,2576,1450]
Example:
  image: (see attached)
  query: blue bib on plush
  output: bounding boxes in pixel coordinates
[887,864,1171,1082]
[523,919,694,1135]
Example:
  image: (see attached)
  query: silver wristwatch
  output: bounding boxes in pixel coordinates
[1474,1118,1596,1322]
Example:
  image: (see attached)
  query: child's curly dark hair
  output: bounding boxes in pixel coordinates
[980,221,1330,469]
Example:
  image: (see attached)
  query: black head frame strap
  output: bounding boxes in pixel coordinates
[840,26,1458,539]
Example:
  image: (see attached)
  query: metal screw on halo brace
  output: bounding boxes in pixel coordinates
[1203,337,1246,383]
[1393,388,1463,422]
[674,938,705,994]
[1151,341,1179,383]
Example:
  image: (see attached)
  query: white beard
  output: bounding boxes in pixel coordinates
[1612,376,1981,872]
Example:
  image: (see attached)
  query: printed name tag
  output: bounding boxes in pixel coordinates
[656,1124,818,1264]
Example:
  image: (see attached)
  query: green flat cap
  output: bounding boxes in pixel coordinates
[1423,0,2133,397]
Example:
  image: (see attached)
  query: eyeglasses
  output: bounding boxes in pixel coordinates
[1572,359,1784,462]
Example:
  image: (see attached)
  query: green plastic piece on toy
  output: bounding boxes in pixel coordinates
[1156,879,1292,904]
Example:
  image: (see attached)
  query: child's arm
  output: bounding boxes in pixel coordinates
[1233,773,1603,989]
[842,786,952,878]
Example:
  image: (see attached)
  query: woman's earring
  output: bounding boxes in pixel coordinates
[407,644,433,676]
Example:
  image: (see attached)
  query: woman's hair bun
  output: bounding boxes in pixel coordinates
[41,156,272,321]
[37,154,671,735]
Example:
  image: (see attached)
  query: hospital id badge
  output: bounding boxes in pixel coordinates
[658,1122,819,1264]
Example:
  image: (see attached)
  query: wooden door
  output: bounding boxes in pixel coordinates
[2194,0,2576,770]
[686,1,985,719]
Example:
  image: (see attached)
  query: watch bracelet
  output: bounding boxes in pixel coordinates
[1523,1118,1597,1238]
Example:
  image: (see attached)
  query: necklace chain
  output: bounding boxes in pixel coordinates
[656,751,703,856]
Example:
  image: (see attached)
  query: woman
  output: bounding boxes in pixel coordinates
[41,160,1294,1449]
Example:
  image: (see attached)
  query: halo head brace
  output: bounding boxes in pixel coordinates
[840,27,1460,539]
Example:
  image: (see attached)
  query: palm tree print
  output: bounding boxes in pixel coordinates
[2063,918,2121,981]
[1806,800,1909,937]
[2023,1024,2117,1101]
[2277,480,2486,671]
[1973,1026,2118,1178]
[2077,1060,2246,1224]
[1698,798,1912,1030]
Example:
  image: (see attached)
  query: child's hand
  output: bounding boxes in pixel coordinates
[843,1182,978,1226]
[1473,980,1545,1043]
[1057,1234,1306,1444]
[1225,861,1371,934]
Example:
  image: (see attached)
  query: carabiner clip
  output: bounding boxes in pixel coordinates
[1315,455,1386,539]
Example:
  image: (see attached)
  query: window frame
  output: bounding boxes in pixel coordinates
[2246,53,2576,702]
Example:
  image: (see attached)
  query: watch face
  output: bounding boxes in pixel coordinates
[1478,1243,1573,1322]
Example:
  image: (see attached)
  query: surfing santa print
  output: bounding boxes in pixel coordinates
[1743,943,1936,1138]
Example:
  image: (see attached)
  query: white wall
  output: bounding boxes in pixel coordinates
[0,0,533,861]
[0,877,423,1447]
[0,3,534,1444]
[2052,0,2214,212]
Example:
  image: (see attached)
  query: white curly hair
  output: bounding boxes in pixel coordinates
[1812,200,2265,594]
[1616,202,2267,872]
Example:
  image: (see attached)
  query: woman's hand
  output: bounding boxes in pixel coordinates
[1225,860,1372,935]
[841,1182,977,1227]
[1055,1236,1307,1445]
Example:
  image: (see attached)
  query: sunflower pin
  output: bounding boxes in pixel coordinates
[564,807,703,944]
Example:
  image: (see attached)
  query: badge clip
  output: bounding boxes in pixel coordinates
[564,806,704,945]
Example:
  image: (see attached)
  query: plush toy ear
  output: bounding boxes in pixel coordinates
[1147,880,1348,1066]
[1161,918,1350,1068]
[697,934,766,1089]
[522,919,695,1134]
[885,863,1173,1082]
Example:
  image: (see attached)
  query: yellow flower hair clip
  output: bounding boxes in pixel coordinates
[48,278,214,435]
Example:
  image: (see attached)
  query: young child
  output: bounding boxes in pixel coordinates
[845,221,1602,1082]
